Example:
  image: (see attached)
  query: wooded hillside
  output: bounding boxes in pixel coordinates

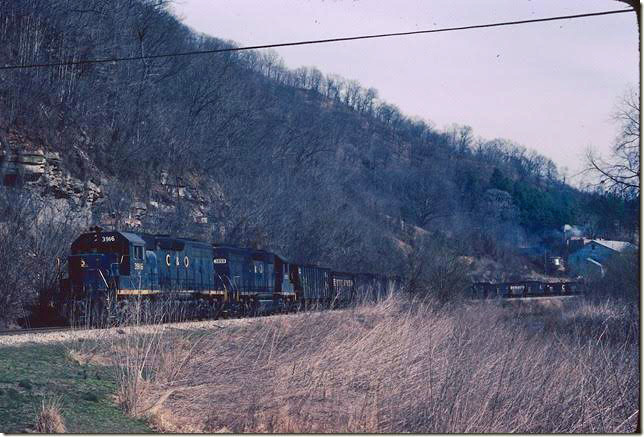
[0,0,638,323]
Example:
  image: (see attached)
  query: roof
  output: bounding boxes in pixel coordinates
[589,239,636,253]
[120,232,146,245]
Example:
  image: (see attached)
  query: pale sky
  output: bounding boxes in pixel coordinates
[171,0,639,183]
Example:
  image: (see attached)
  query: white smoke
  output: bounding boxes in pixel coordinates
[563,224,584,238]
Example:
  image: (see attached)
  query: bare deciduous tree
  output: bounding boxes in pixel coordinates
[587,87,640,198]
[0,189,83,326]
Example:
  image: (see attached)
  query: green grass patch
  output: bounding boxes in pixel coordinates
[0,342,151,433]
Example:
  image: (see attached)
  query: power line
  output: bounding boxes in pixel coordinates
[0,8,632,71]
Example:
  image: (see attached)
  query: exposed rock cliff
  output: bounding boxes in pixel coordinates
[0,131,102,206]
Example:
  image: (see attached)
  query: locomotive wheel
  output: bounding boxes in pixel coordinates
[242,299,259,317]
[90,297,107,328]
[243,300,253,317]
[211,298,225,320]
[114,299,130,325]
[70,295,109,328]
[274,298,283,315]
[240,300,250,317]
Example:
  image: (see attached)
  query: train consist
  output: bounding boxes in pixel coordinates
[58,227,397,322]
[55,227,586,324]
[471,280,584,299]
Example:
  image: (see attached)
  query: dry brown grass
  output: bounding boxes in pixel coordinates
[66,343,111,367]
[100,301,208,419]
[34,397,66,433]
[107,296,639,433]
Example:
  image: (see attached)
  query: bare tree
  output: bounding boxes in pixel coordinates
[401,232,469,304]
[0,189,83,326]
[587,87,640,198]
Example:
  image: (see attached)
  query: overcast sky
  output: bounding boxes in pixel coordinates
[171,0,639,183]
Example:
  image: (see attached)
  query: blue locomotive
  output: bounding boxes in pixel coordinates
[60,228,220,320]
[212,245,297,314]
[59,227,398,323]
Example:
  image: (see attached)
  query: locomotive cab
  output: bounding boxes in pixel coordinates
[66,229,152,298]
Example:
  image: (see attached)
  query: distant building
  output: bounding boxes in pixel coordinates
[568,239,636,277]
[548,256,565,274]
[566,236,591,255]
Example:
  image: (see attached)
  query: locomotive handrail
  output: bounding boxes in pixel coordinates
[98,269,110,290]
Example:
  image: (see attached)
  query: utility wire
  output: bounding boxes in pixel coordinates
[0,8,632,71]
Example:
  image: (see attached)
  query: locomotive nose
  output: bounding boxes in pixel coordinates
[70,253,106,271]
[69,253,119,288]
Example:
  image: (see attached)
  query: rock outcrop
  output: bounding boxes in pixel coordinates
[0,131,103,206]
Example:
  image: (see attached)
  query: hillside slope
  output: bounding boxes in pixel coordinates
[0,1,637,322]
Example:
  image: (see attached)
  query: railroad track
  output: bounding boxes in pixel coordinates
[0,326,72,337]
[0,295,577,338]
[0,310,275,337]
[503,294,581,301]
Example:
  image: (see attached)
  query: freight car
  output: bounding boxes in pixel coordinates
[354,273,393,302]
[293,264,332,308]
[471,280,583,299]
[58,227,395,324]
[330,271,356,305]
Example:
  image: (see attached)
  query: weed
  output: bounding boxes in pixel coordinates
[34,397,65,433]
[106,295,638,433]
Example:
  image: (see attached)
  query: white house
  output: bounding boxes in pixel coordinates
[568,239,636,277]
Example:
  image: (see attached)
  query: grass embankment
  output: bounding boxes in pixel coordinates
[107,296,639,433]
[1,296,638,433]
[0,342,150,433]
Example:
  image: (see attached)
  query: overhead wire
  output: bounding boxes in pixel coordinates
[0,8,633,71]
